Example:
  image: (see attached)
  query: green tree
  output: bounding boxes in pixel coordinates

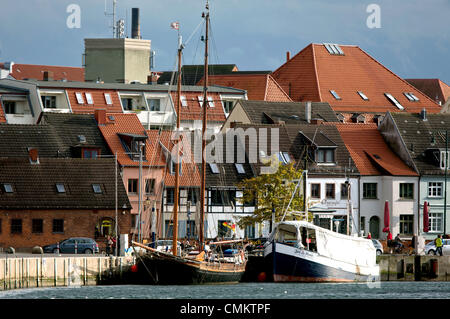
[236,160,308,228]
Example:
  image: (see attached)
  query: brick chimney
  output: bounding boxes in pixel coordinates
[95,109,107,126]
[311,118,323,125]
[286,51,291,62]
[27,147,39,164]
[43,71,53,81]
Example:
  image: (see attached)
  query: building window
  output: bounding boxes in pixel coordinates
[198,96,204,107]
[53,219,64,233]
[440,151,450,169]
[311,183,321,199]
[11,219,22,234]
[235,163,246,174]
[428,182,443,198]
[4,101,16,114]
[181,96,188,107]
[128,179,138,194]
[399,183,414,199]
[429,213,443,233]
[121,98,133,111]
[363,183,377,199]
[399,215,413,235]
[32,219,43,234]
[104,93,113,105]
[329,90,341,100]
[3,183,13,193]
[223,100,234,114]
[56,183,66,193]
[85,93,94,104]
[209,163,219,174]
[145,179,155,195]
[187,188,198,204]
[75,92,84,104]
[341,183,350,199]
[147,99,160,111]
[166,188,175,205]
[92,184,102,194]
[207,96,215,108]
[41,96,56,108]
[82,148,99,159]
[211,189,235,206]
[316,148,335,164]
[325,184,335,199]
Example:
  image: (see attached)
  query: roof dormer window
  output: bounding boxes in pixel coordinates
[316,148,335,164]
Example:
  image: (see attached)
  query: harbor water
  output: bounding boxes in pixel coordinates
[1,281,450,299]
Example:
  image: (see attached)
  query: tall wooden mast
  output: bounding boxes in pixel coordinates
[172,30,183,256]
[199,1,209,251]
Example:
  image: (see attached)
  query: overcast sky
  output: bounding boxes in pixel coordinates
[0,0,449,83]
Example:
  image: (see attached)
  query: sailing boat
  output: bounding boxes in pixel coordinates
[131,1,247,285]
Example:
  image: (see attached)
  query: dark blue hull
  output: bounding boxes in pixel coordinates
[267,243,374,282]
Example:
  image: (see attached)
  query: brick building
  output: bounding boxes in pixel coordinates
[0,157,131,251]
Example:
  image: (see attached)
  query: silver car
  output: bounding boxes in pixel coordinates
[371,239,383,256]
[425,239,449,255]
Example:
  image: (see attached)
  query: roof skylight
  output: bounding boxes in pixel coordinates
[404,92,419,102]
[357,91,369,101]
[235,163,245,174]
[323,43,344,55]
[209,163,219,174]
[330,90,341,100]
[3,183,13,193]
[56,183,66,193]
[385,93,404,110]
[92,184,102,194]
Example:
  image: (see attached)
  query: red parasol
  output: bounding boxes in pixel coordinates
[382,200,390,232]
[423,201,429,233]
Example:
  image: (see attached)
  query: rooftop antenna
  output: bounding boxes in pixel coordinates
[104,0,117,38]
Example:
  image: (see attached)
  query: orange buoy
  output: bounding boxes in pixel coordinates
[257,272,266,282]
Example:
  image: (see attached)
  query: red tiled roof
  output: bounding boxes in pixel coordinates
[98,113,166,167]
[406,78,450,105]
[272,43,441,114]
[8,63,84,82]
[199,74,292,102]
[66,88,123,113]
[152,130,201,187]
[169,91,226,122]
[336,123,418,176]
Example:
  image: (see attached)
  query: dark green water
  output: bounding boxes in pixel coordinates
[1,282,449,299]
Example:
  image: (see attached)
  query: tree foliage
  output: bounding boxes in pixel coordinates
[236,160,306,228]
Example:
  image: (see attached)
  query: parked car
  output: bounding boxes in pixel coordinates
[43,237,99,254]
[425,239,449,255]
[371,239,383,256]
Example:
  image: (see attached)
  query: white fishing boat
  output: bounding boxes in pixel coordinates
[264,220,380,282]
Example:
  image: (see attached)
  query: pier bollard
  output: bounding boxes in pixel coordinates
[75,241,78,255]
[430,259,438,278]
[56,242,60,255]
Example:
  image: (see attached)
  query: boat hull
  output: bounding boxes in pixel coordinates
[265,242,379,283]
[137,253,246,285]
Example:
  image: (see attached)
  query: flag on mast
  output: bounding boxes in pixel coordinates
[171,22,179,30]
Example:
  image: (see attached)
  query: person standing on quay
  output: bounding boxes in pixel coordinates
[435,234,443,256]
